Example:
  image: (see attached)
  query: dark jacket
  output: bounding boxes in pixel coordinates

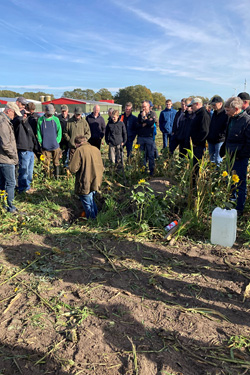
[86,113,106,139]
[176,111,195,143]
[207,107,228,144]
[136,111,156,138]
[225,111,250,159]
[57,113,71,133]
[120,113,137,140]
[159,107,177,133]
[12,115,37,152]
[105,120,127,146]
[190,106,210,147]
[245,106,250,115]
[172,109,185,136]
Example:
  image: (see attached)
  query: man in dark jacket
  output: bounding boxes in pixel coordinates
[12,102,38,193]
[170,98,187,154]
[119,102,137,157]
[176,98,195,157]
[237,92,250,115]
[207,96,228,165]
[58,104,71,166]
[188,97,210,186]
[224,96,250,215]
[86,105,106,149]
[136,101,156,175]
[189,97,210,161]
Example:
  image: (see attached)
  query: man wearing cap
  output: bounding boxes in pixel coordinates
[0,103,20,212]
[159,99,177,150]
[64,107,91,161]
[237,92,250,115]
[13,101,38,193]
[86,105,106,150]
[189,97,210,179]
[57,105,71,166]
[37,104,62,179]
[16,97,28,114]
[207,96,228,165]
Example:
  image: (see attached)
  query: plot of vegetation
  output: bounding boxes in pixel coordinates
[0,135,250,375]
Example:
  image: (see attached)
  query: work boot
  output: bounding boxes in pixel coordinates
[54,166,60,180]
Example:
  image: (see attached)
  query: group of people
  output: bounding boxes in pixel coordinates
[1,91,250,217]
[158,93,250,216]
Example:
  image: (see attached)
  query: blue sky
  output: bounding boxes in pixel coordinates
[0,0,249,102]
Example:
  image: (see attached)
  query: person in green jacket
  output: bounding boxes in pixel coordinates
[37,104,62,178]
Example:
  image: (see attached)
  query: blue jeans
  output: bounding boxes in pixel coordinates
[79,191,98,219]
[137,136,155,174]
[208,142,223,165]
[0,163,16,212]
[126,137,135,157]
[162,133,172,149]
[18,151,34,193]
[231,158,249,211]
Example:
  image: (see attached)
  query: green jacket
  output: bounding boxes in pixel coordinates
[64,116,91,149]
[69,142,104,195]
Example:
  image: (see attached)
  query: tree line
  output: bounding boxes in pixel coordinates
[0,90,55,101]
[0,87,210,111]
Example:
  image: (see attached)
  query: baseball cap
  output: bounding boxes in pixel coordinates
[187,97,203,107]
[16,97,28,105]
[210,96,223,105]
[74,106,82,115]
[61,104,68,111]
[45,104,55,115]
[149,100,153,107]
[237,92,250,101]
[6,102,22,117]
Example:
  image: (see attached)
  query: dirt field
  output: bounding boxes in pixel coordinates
[0,225,250,375]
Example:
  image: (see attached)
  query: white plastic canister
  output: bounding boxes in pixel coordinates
[211,207,237,247]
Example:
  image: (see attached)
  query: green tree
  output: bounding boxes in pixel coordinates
[114,85,153,110]
[23,91,55,101]
[0,90,20,98]
[94,88,113,101]
[152,92,166,109]
[83,89,95,100]
[62,88,86,99]
[172,101,181,110]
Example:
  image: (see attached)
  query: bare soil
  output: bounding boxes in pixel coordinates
[0,225,250,375]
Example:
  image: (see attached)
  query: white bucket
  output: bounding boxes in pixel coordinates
[211,207,237,247]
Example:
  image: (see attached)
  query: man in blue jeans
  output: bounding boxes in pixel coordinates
[69,135,104,219]
[224,96,250,216]
[0,103,20,213]
[159,99,177,151]
[136,101,157,175]
[12,102,38,193]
